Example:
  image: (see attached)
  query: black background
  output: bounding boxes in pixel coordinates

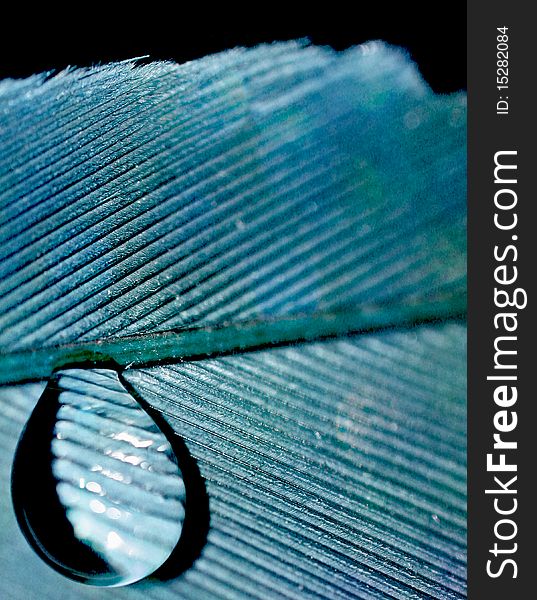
[0,6,465,93]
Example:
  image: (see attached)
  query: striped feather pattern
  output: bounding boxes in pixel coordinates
[0,323,466,598]
[0,42,465,354]
[0,41,466,598]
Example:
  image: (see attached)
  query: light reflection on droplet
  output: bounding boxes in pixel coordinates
[106,449,145,467]
[106,531,123,550]
[90,499,106,514]
[113,431,154,448]
[107,507,122,520]
[11,367,187,587]
[86,481,103,495]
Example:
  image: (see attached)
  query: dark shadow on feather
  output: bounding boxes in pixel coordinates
[120,371,210,581]
[11,361,209,585]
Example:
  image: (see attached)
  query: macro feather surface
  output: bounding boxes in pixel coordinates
[0,323,466,599]
[0,42,465,360]
[0,41,466,599]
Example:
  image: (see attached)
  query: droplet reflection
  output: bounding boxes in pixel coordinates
[11,368,188,587]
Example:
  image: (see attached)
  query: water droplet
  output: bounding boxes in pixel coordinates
[11,368,188,587]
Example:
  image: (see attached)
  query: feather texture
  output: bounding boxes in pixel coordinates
[0,42,466,599]
[0,323,466,599]
[0,42,465,373]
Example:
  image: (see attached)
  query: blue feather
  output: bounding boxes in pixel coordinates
[0,42,466,598]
